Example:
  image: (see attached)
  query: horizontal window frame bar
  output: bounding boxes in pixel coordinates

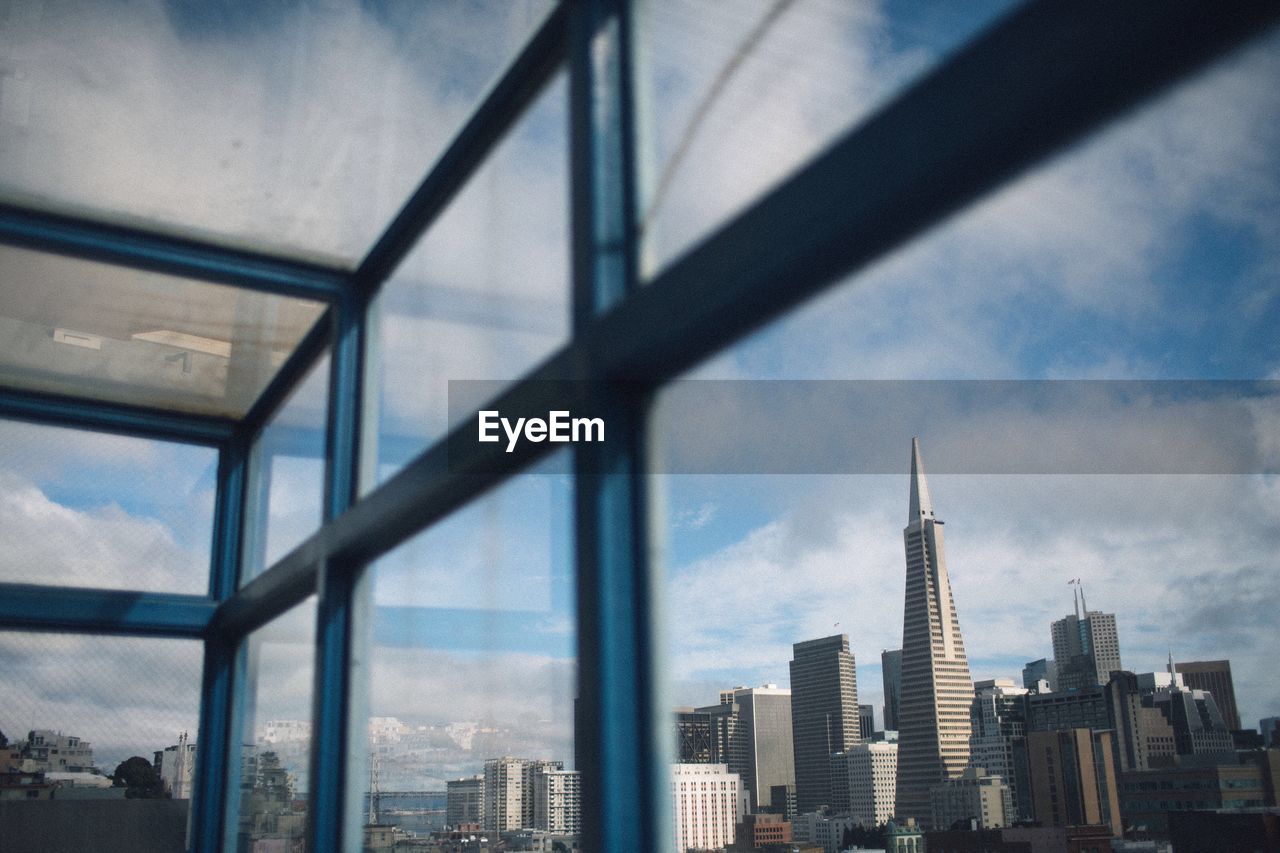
[0,582,215,638]
[353,1,569,291]
[0,202,350,303]
[208,0,1279,641]
[237,305,334,442]
[0,385,235,446]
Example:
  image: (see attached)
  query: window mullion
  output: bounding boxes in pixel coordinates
[570,2,669,852]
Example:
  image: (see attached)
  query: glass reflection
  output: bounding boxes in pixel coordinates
[366,74,568,488]
[241,352,329,584]
[232,598,316,852]
[0,2,556,264]
[356,453,576,849]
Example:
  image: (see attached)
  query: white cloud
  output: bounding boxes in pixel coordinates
[0,469,206,592]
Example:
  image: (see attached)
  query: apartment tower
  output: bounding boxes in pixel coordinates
[894,437,973,826]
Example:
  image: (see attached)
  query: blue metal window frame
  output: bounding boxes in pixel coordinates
[0,2,1275,851]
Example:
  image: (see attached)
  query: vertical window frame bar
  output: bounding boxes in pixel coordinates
[570,2,670,851]
[307,290,367,853]
[191,438,248,852]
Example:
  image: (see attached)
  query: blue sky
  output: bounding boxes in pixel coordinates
[2,0,1278,781]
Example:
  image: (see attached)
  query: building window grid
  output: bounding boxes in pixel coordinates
[0,3,1273,852]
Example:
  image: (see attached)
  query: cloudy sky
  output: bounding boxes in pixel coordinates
[2,0,1278,789]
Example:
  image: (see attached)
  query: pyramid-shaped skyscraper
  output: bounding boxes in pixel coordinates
[894,437,974,825]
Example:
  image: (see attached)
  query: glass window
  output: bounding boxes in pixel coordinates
[0,1,557,265]
[231,597,316,852]
[0,631,201,850]
[0,246,325,417]
[633,0,1018,277]
[654,28,1280,826]
[357,452,575,842]
[0,417,215,593]
[366,73,569,488]
[241,352,329,584]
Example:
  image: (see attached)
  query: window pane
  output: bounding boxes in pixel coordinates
[367,73,568,488]
[356,452,575,849]
[241,352,329,584]
[634,0,1018,277]
[0,631,201,853]
[0,246,325,417]
[231,597,316,852]
[0,417,215,593]
[655,31,1280,834]
[0,2,556,265]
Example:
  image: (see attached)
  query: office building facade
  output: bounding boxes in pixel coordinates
[671,763,741,853]
[731,685,796,812]
[1175,659,1242,731]
[790,637,858,814]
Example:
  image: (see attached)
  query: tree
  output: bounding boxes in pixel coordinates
[0,727,8,748]
[112,756,167,798]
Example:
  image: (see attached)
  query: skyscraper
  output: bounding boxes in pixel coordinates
[1050,586,1122,691]
[882,649,903,731]
[1175,659,1242,731]
[790,635,859,815]
[895,437,974,826]
[730,685,796,812]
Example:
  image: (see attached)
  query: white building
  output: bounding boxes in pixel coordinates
[22,730,95,773]
[671,763,741,853]
[534,769,581,835]
[831,741,897,826]
[154,732,196,799]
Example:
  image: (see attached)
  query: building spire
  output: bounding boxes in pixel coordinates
[908,436,935,523]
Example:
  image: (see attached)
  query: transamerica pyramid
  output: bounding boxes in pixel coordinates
[894,437,974,825]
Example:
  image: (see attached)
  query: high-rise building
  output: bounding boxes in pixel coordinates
[882,649,903,731]
[790,636,858,814]
[730,684,795,812]
[483,757,562,832]
[859,704,875,740]
[1175,659,1242,731]
[1050,586,1122,691]
[533,769,581,835]
[830,741,898,826]
[969,679,1030,820]
[1025,728,1122,834]
[446,775,484,827]
[895,438,974,826]
[671,763,741,853]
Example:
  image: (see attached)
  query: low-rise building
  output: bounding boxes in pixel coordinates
[929,767,1013,830]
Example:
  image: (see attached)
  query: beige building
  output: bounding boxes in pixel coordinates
[1027,728,1122,834]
